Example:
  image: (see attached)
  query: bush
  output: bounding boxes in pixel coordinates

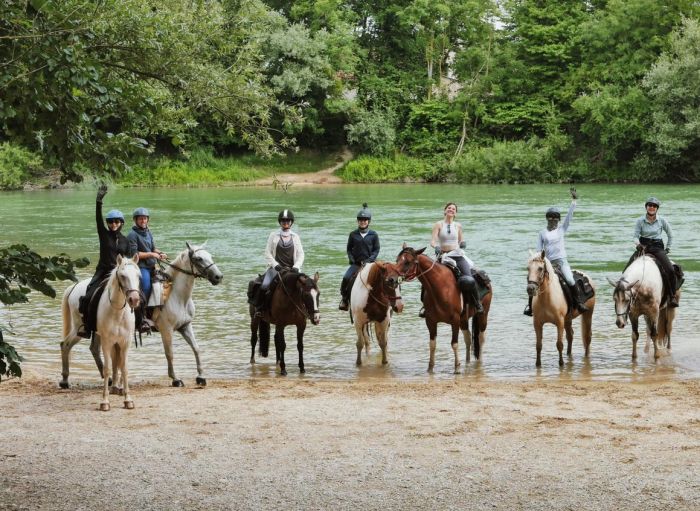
[339,155,431,182]
[345,109,397,157]
[0,143,43,190]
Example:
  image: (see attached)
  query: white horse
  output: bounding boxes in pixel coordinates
[349,262,404,366]
[150,242,223,386]
[94,255,141,411]
[526,251,595,367]
[60,242,222,389]
[608,255,678,360]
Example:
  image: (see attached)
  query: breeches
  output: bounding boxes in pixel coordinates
[261,267,278,290]
[550,258,575,286]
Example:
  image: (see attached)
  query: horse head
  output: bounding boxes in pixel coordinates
[526,250,548,297]
[115,254,142,311]
[378,262,404,314]
[297,272,320,325]
[396,244,426,281]
[185,242,223,285]
[607,276,638,328]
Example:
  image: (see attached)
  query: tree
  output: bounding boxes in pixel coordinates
[0,244,88,381]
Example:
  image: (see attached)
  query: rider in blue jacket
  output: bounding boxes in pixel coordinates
[339,203,380,311]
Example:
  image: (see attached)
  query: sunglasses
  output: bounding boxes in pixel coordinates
[106,219,122,224]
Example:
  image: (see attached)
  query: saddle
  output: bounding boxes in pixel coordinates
[148,268,173,308]
[440,256,491,299]
[628,251,685,306]
[554,269,594,314]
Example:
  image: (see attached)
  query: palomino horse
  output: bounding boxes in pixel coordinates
[607,255,678,360]
[349,261,404,366]
[526,251,595,367]
[60,242,222,389]
[395,245,492,373]
[94,255,141,410]
[249,270,320,375]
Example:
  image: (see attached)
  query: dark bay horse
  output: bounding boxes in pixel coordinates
[395,245,493,373]
[249,270,320,375]
[349,261,404,366]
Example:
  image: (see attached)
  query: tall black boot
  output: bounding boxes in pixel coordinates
[571,282,589,313]
[523,295,533,316]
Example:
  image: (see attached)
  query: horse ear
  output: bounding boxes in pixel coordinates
[606,276,618,287]
[625,279,639,291]
[402,242,407,249]
[201,240,208,248]
[186,241,193,251]
[528,249,535,258]
[416,247,426,255]
[314,271,320,282]
[540,250,546,260]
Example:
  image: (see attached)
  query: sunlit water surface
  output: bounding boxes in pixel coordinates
[2,184,698,384]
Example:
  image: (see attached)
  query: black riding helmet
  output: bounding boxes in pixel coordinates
[357,203,372,221]
[645,197,661,209]
[278,209,295,224]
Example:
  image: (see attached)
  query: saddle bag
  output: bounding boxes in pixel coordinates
[572,271,595,301]
[471,268,491,299]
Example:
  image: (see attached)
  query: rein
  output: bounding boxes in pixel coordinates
[399,251,437,282]
[279,273,318,319]
[108,266,139,310]
[159,249,214,279]
[359,267,401,308]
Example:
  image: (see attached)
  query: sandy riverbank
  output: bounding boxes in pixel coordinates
[0,373,698,511]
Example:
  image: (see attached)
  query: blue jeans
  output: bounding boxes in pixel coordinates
[140,267,152,299]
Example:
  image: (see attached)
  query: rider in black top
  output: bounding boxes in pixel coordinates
[78,185,130,338]
[338,203,380,311]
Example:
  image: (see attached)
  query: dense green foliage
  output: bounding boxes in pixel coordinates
[2,0,700,184]
[0,244,88,380]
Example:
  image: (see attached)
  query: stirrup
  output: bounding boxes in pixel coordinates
[523,305,533,317]
[418,307,426,318]
[669,299,679,308]
[338,298,349,311]
[576,303,590,313]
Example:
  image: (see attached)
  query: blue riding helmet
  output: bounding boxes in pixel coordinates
[105,209,125,222]
[545,207,561,219]
[645,197,661,209]
[132,207,150,218]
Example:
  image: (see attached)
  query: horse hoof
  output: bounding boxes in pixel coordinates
[172,380,185,387]
[196,377,207,386]
[299,368,306,374]
[59,381,70,389]
[99,403,110,412]
[280,369,287,376]
[124,401,135,410]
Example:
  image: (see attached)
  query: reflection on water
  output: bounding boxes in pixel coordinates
[2,184,698,383]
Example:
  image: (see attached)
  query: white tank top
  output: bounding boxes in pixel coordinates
[438,221,459,248]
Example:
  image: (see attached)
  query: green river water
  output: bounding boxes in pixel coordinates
[2,183,698,383]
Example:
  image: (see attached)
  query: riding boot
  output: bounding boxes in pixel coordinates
[418,287,426,317]
[253,288,266,318]
[338,296,349,311]
[135,305,151,334]
[571,283,589,313]
[469,287,484,315]
[523,296,533,316]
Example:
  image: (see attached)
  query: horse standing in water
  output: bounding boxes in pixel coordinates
[60,243,222,389]
[608,255,678,360]
[349,261,404,366]
[89,255,141,410]
[526,251,595,367]
[395,245,492,373]
[249,270,320,375]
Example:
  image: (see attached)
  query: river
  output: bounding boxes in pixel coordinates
[2,184,699,383]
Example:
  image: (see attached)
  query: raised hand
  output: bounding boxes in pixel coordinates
[96,184,108,202]
[569,186,578,200]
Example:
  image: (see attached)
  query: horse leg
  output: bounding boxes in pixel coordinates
[89,334,105,380]
[59,334,82,389]
[120,344,134,409]
[461,315,471,365]
[535,321,544,368]
[630,316,640,360]
[110,346,122,396]
[178,323,206,386]
[451,323,462,373]
[160,328,183,387]
[373,320,389,366]
[100,342,112,411]
[355,322,366,366]
[250,314,258,364]
[581,309,593,358]
[556,323,565,367]
[646,315,661,359]
[564,319,574,357]
[275,326,287,376]
[296,323,306,374]
[427,320,438,373]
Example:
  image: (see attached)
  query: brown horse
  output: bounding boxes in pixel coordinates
[249,270,320,375]
[527,251,595,367]
[349,261,404,366]
[395,245,493,373]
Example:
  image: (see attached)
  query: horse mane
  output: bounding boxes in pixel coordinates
[528,252,554,276]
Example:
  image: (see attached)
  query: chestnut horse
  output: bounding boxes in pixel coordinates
[526,251,595,367]
[395,245,492,373]
[349,261,404,366]
[249,270,320,375]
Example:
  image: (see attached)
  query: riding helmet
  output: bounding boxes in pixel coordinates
[278,209,295,224]
[105,209,125,223]
[357,203,372,221]
[132,207,150,218]
[545,207,561,219]
[645,197,661,209]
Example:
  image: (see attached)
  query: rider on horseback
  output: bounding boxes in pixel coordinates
[629,196,678,308]
[77,185,130,338]
[338,203,380,311]
[426,202,483,316]
[127,207,168,332]
[524,187,589,316]
[250,209,305,317]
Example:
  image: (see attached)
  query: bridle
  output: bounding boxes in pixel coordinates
[108,262,140,310]
[614,278,637,321]
[160,248,216,279]
[527,257,548,295]
[359,265,402,308]
[396,249,437,282]
[279,272,320,320]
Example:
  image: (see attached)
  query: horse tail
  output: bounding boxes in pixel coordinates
[472,314,481,360]
[258,320,270,358]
